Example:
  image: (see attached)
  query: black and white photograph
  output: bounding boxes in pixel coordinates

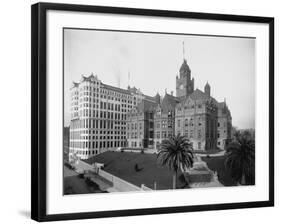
[63,28,256,194]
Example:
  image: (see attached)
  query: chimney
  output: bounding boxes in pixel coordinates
[171,91,174,96]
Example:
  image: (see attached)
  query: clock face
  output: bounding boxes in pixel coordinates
[180,84,184,90]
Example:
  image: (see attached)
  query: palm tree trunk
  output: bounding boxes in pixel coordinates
[172,171,177,189]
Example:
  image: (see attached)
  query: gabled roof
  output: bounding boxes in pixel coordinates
[70,82,79,89]
[160,93,180,113]
[81,73,97,82]
[217,101,231,116]
[136,99,157,112]
[189,89,210,101]
[144,94,156,103]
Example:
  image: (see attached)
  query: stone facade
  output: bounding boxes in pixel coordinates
[154,94,178,149]
[217,102,232,150]
[126,99,156,148]
[174,89,218,151]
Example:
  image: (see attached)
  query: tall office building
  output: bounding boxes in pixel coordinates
[69,74,154,159]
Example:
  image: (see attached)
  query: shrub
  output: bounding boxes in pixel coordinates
[134,163,139,172]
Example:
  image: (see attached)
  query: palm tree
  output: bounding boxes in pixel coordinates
[225,135,255,185]
[157,134,194,189]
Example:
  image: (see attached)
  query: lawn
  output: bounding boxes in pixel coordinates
[201,156,237,186]
[84,151,180,190]
[84,152,239,189]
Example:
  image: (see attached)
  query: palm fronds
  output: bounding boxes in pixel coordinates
[157,134,194,173]
[225,136,255,185]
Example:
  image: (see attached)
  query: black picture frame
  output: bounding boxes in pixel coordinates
[31,2,274,222]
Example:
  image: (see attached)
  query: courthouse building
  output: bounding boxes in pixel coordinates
[69,55,232,159]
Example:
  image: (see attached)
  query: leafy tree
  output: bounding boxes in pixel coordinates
[157,134,194,189]
[225,135,255,185]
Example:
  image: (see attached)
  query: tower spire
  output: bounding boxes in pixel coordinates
[182,41,185,60]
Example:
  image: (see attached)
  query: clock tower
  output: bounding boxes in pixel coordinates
[176,58,194,97]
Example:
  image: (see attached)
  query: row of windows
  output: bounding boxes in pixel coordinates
[70,119,126,129]
[127,132,143,139]
[129,141,142,147]
[155,131,173,139]
[70,149,99,156]
[70,140,126,149]
[218,122,227,127]
[79,92,99,98]
[177,118,203,128]
[155,120,173,129]
[217,130,227,138]
[177,104,202,111]
[80,83,100,92]
[127,122,142,130]
[71,91,79,97]
[78,109,127,119]
[75,85,137,102]
[71,134,127,140]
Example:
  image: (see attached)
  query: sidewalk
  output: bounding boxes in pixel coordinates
[196,150,225,157]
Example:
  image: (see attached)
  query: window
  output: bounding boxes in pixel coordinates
[156,121,160,129]
[198,117,202,126]
[190,118,194,126]
[198,130,201,138]
[198,142,201,149]
[156,131,160,139]
[185,119,188,126]
[168,120,173,128]
[168,131,173,138]
[177,119,181,127]
[190,130,193,138]
[168,111,172,118]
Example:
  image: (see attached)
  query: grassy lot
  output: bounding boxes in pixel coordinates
[84,152,240,189]
[84,151,183,190]
[201,156,237,186]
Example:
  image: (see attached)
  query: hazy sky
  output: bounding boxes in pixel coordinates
[64,29,255,129]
